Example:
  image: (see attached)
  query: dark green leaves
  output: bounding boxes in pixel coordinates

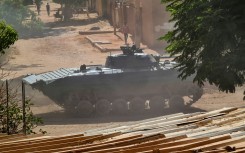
[0,0,43,37]
[161,0,245,94]
[0,21,18,54]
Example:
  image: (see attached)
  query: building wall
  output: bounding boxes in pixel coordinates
[94,0,109,17]
[88,0,96,11]
[139,0,171,48]
[124,0,171,48]
[141,0,154,46]
[151,1,171,48]
[125,2,135,35]
[95,0,103,16]
[95,0,172,48]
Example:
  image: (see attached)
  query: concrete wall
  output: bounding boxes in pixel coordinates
[138,0,172,48]
[125,2,135,35]
[95,0,172,49]
[152,1,172,48]
[94,0,108,17]
[88,0,96,11]
[95,0,103,16]
[124,0,171,48]
[141,0,154,46]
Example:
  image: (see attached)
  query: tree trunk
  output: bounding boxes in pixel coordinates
[63,5,73,21]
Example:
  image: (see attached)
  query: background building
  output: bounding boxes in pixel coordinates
[93,0,173,49]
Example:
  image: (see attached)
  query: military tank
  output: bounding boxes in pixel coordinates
[23,45,203,116]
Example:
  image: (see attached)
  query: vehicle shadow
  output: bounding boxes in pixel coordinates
[37,106,206,125]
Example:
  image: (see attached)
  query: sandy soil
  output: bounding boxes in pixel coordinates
[3,1,245,136]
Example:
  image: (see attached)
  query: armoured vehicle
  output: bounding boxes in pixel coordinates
[23,45,203,116]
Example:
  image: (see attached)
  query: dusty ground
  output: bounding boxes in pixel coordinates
[3,1,245,136]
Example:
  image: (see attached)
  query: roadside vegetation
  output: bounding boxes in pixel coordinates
[0,0,43,38]
[161,0,245,98]
[0,0,44,134]
[0,85,44,134]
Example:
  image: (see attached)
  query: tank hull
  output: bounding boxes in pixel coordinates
[28,68,202,116]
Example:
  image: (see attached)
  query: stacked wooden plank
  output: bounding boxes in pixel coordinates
[1,107,245,153]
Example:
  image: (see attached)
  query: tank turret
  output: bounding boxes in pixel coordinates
[120,44,143,55]
[105,45,158,69]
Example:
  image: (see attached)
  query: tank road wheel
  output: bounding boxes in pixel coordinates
[95,99,111,116]
[112,98,128,114]
[130,97,146,113]
[76,100,94,117]
[63,93,80,115]
[168,95,185,110]
[150,96,165,111]
[187,85,203,106]
[192,87,203,102]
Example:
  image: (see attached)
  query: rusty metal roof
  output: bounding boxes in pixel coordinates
[1,107,245,152]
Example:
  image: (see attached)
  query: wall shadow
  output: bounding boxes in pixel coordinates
[46,17,104,28]
[19,17,105,39]
[4,64,44,71]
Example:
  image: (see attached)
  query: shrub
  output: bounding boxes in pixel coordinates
[0,0,44,37]
[0,80,44,134]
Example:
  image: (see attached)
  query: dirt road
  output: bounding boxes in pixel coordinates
[4,1,245,135]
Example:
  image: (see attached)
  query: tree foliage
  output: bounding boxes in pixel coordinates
[0,1,44,134]
[0,81,44,134]
[0,21,44,134]
[0,0,43,37]
[161,0,245,94]
[0,21,18,54]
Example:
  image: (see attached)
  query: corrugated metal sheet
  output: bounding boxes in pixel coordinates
[1,107,245,153]
[22,67,123,85]
[22,68,74,85]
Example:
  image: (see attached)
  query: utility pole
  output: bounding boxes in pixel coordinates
[22,81,26,135]
[134,0,142,48]
[6,80,9,135]
[113,1,117,35]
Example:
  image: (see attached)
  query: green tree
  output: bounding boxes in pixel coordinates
[0,0,43,37]
[161,0,245,95]
[0,83,44,134]
[0,16,44,135]
[0,21,18,54]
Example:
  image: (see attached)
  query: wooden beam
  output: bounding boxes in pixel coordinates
[0,134,46,144]
[0,134,96,152]
[196,135,245,152]
[140,135,231,153]
[107,137,207,153]
[27,132,121,153]
[56,133,164,153]
[0,133,83,146]
[83,135,187,153]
